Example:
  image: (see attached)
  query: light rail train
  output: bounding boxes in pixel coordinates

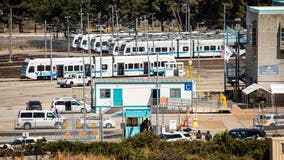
[21,55,178,80]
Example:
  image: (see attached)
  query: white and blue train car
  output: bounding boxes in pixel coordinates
[21,57,92,80]
[192,39,223,57]
[21,55,177,80]
[118,39,192,58]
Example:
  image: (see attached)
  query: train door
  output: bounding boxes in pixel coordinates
[143,62,149,75]
[117,63,124,76]
[85,64,90,77]
[57,65,64,78]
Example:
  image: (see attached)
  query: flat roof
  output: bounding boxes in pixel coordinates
[94,76,192,84]
[247,6,284,14]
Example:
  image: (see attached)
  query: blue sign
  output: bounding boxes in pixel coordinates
[184,83,192,91]
[259,65,279,75]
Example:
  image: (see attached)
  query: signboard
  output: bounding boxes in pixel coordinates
[184,83,192,91]
[259,65,279,75]
[169,120,177,131]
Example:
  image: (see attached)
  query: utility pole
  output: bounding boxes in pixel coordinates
[87,13,94,113]
[50,31,53,82]
[223,4,227,95]
[44,20,47,58]
[80,1,84,34]
[197,22,200,83]
[8,8,12,62]
[151,12,159,135]
[65,16,71,56]
[144,15,150,77]
[110,5,115,36]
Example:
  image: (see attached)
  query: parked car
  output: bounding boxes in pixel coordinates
[183,127,197,135]
[16,110,66,130]
[254,113,284,129]
[50,97,92,113]
[228,128,266,140]
[0,136,47,151]
[57,74,91,88]
[26,100,42,110]
[159,131,192,142]
[77,115,116,128]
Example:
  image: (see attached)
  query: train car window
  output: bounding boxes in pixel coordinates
[151,48,154,52]
[28,66,35,73]
[204,46,210,50]
[125,64,128,69]
[64,66,67,71]
[139,47,145,52]
[95,42,100,47]
[183,46,189,51]
[45,65,51,71]
[102,64,108,70]
[217,46,220,50]
[140,63,143,68]
[133,47,137,52]
[155,47,161,52]
[68,66,73,71]
[134,63,139,69]
[210,46,216,50]
[158,62,161,67]
[80,65,83,71]
[162,47,167,52]
[151,63,154,67]
[102,41,108,46]
[37,65,44,71]
[113,64,117,69]
[154,62,157,67]
[196,47,199,51]
[115,46,118,51]
[74,65,80,71]
[161,61,166,67]
[129,64,134,69]
[126,48,131,53]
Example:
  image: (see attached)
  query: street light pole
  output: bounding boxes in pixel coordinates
[197,22,201,83]
[235,18,241,102]
[44,20,47,58]
[8,8,12,62]
[65,16,71,56]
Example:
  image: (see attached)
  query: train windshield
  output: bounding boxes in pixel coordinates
[21,62,29,76]
[119,44,126,53]
[109,43,115,54]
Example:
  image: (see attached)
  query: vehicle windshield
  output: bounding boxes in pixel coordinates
[29,101,41,105]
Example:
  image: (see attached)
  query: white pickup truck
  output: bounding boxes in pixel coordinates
[57,74,91,88]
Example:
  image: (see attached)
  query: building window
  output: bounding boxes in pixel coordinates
[279,24,284,58]
[170,88,181,98]
[248,20,257,46]
[100,89,111,98]
[126,117,138,127]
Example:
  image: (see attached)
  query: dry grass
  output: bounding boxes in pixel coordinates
[42,151,115,160]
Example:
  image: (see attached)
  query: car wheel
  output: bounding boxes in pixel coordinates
[269,123,276,130]
[60,85,64,88]
[24,123,31,130]
[81,108,86,113]
[69,82,73,88]
[105,123,112,128]
[55,122,62,129]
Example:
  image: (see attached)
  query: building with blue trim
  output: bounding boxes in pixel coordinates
[93,77,195,137]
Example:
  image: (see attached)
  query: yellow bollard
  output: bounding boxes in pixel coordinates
[192,120,198,127]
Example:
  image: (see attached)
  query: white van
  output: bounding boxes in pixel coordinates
[16,110,66,130]
[254,113,284,129]
[50,97,92,113]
